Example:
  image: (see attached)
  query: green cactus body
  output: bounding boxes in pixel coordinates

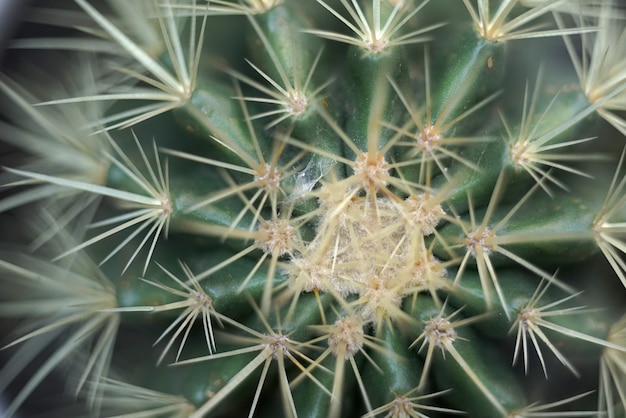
[2,1,626,417]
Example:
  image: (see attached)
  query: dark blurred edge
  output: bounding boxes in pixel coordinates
[1,1,35,418]
[0,0,33,69]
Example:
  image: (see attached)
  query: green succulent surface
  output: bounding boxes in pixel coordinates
[1,1,626,417]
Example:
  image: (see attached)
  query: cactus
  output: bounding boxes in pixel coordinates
[2,0,626,417]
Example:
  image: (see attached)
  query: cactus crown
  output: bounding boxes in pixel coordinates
[1,1,626,417]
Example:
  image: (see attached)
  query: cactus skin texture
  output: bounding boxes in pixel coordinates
[3,0,626,417]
